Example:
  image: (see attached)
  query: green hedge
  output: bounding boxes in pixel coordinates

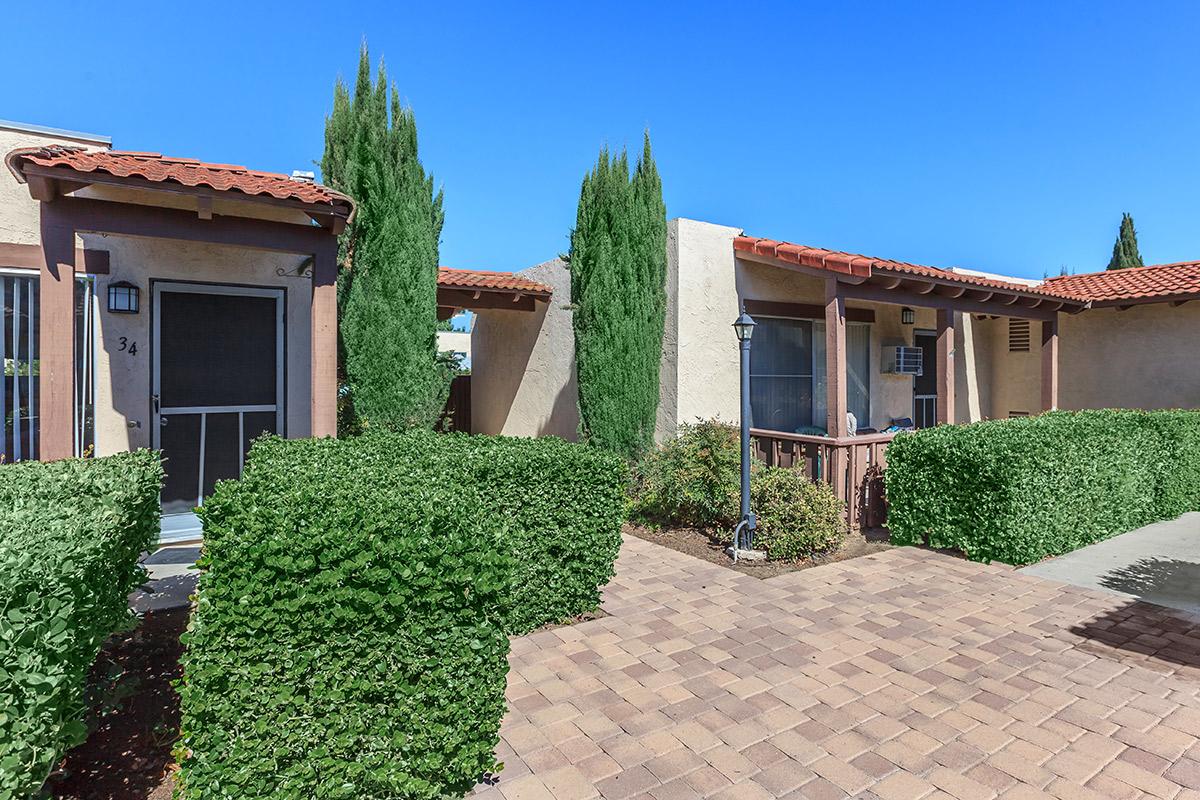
[886,410,1200,564]
[0,452,162,800]
[177,430,625,799]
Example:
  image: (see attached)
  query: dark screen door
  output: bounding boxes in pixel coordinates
[153,285,283,513]
[913,331,938,428]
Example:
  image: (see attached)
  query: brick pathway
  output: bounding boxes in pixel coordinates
[474,535,1200,799]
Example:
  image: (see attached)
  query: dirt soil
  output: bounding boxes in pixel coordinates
[48,609,186,800]
[625,521,893,578]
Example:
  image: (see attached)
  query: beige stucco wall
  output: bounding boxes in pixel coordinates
[0,126,109,245]
[437,329,472,361]
[470,257,578,439]
[1059,303,1200,410]
[82,233,312,456]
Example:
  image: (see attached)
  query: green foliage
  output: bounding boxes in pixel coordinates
[750,467,846,560]
[630,420,742,529]
[569,132,667,460]
[323,44,448,431]
[176,431,626,798]
[176,436,511,800]
[885,410,1200,565]
[0,452,162,800]
[1106,212,1145,271]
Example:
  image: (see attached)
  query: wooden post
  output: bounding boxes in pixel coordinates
[38,206,77,461]
[824,279,848,503]
[936,308,955,425]
[310,241,338,439]
[1041,315,1059,411]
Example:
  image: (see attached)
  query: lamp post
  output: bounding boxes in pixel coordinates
[732,306,757,556]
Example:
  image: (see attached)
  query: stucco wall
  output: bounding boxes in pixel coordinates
[470,257,578,439]
[1059,303,1200,410]
[81,234,312,456]
[0,127,108,245]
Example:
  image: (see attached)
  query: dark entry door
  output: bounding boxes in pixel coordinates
[153,284,284,514]
[913,330,938,428]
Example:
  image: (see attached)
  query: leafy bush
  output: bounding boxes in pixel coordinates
[886,409,1200,564]
[631,420,741,528]
[177,430,626,799]
[750,467,846,560]
[0,452,162,800]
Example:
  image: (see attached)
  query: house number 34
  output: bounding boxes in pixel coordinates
[119,337,138,356]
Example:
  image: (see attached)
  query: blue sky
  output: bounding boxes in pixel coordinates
[3,1,1199,279]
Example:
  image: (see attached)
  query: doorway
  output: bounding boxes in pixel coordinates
[151,282,284,514]
[913,329,938,428]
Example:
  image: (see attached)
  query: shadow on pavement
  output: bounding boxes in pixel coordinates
[1069,593,1200,675]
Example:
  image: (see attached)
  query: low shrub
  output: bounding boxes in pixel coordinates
[886,409,1200,564]
[177,430,626,799]
[0,452,162,800]
[631,419,741,528]
[749,467,846,560]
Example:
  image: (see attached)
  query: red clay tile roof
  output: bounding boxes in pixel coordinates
[5,145,353,213]
[437,267,552,296]
[734,236,1084,301]
[1044,261,1200,304]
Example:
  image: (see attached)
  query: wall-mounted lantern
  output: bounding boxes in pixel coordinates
[107,281,140,314]
[901,307,915,325]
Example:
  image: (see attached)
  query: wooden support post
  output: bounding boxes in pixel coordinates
[936,308,955,425]
[38,206,77,461]
[310,241,339,439]
[1041,315,1059,412]
[824,279,849,503]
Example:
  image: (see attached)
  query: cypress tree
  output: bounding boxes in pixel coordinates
[1106,212,1145,271]
[569,133,667,459]
[320,46,448,430]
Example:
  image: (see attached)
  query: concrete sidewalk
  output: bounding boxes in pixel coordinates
[1020,512,1200,616]
[130,544,200,613]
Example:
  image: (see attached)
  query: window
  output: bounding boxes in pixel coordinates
[750,316,870,434]
[1,273,95,462]
[1008,319,1030,352]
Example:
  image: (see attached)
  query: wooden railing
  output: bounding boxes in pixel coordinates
[751,428,896,530]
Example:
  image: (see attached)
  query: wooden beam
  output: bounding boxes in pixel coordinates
[1041,316,1059,412]
[27,175,58,202]
[877,277,903,290]
[825,279,849,502]
[37,212,76,460]
[837,282,1060,321]
[743,298,875,324]
[967,290,994,302]
[310,240,339,439]
[436,287,542,312]
[904,279,937,294]
[936,285,967,298]
[1172,299,1190,307]
[0,242,109,274]
[936,308,955,426]
[197,195,213,220]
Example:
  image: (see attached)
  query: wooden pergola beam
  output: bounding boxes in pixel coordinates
[1041,315,1059,411]
[936,308,955,425]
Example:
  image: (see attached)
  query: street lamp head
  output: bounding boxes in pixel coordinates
[733,308,757,342]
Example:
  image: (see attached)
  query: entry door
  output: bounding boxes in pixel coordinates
[152,283,284,513]
[913,330,938,428]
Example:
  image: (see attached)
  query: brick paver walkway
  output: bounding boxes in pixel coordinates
[474,535,1200,799]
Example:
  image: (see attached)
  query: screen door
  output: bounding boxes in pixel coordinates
[152,283,284,513]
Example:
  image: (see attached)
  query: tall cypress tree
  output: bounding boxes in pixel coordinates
[321,46,448,430]
[1106,212,1145,271]
[569,134,667,459]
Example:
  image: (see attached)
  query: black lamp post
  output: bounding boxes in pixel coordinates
[732,306,757,554]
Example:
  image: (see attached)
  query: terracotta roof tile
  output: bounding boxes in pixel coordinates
[734,236,1085,301]
[1044,261,1200,303]
[5,145,353,212]
[437,267,552,296]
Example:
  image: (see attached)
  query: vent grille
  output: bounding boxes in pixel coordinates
[1009,319,1031,352]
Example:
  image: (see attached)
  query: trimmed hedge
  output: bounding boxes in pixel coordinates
[630,420,741,529]
[0,451,162,800]
[886,410,1200,564]
[177,430,626,799]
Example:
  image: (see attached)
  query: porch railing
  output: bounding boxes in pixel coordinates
[751,428,896,530]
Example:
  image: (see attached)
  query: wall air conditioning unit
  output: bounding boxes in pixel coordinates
[885,345,923,375]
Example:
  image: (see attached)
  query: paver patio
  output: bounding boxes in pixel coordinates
[474,535,1200,800]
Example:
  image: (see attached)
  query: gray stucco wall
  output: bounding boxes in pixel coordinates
[470,257,579,439]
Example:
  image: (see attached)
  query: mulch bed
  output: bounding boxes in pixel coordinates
[48,609,187,800]
[625,521,893,578]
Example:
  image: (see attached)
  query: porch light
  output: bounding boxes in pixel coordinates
[732,309,757,342]
[901,307,915,325]
[107,281,140,314]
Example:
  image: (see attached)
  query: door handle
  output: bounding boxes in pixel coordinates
[152,394,160,413]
